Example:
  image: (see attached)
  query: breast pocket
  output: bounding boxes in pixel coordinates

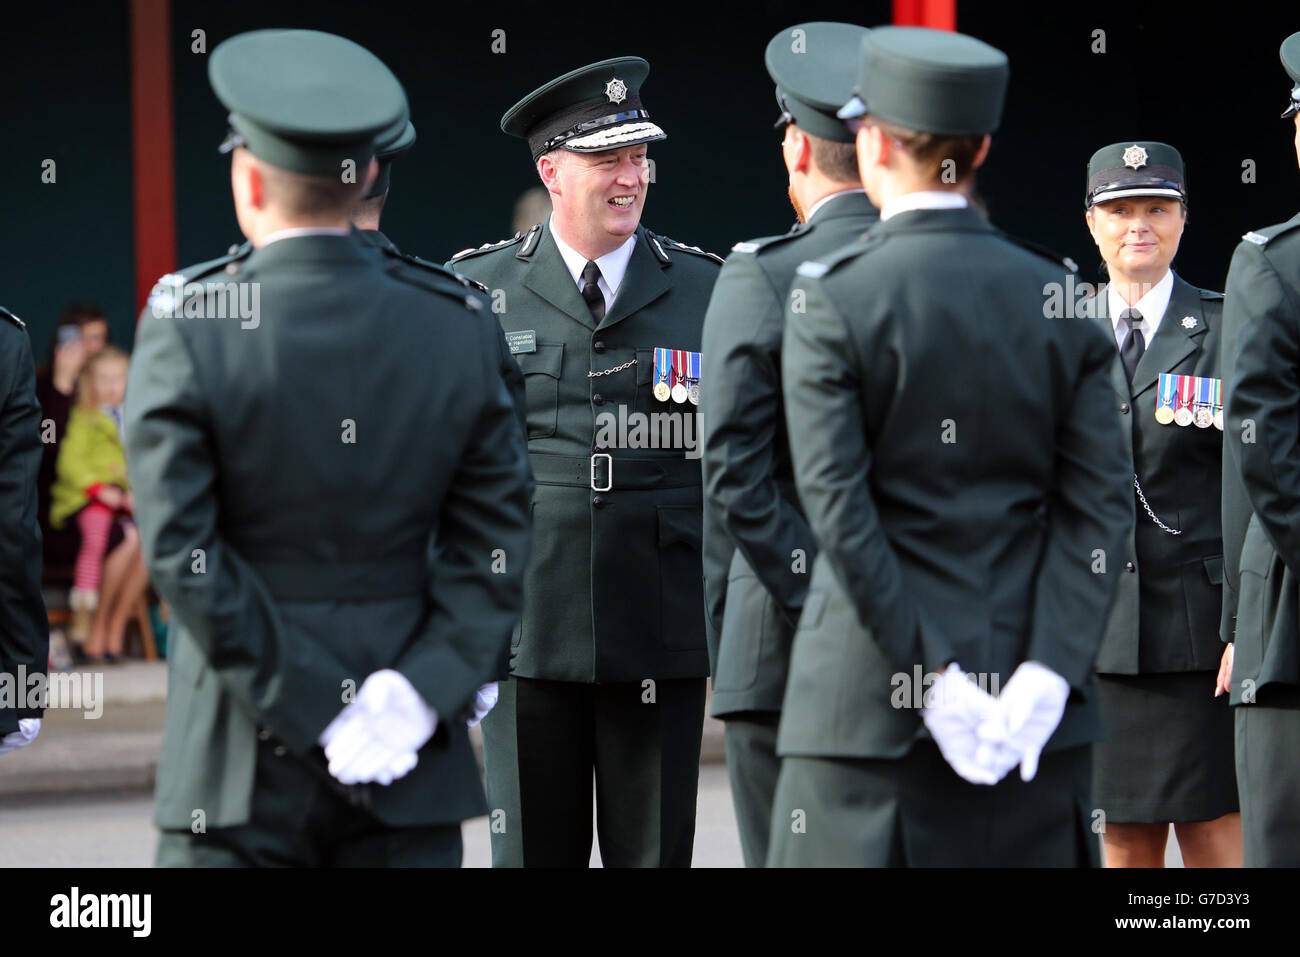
[515,343,564,439]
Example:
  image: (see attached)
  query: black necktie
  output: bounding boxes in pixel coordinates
[581,260,605,323]
[1119,308,1145,383]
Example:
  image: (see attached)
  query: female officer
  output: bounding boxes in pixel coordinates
[1085,142,1240,867]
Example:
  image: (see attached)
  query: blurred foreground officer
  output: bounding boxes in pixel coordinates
[1080,142,1239,867]
[126,29,532,867]
[772,27,1132,866]
[700,21,877,868]
[1223,31,1300,867]
[449,58,721,867]
[0,306,48,758]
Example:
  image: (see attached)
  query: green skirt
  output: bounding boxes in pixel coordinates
[1094,671,1238,823]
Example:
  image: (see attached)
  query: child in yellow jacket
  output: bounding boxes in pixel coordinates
[51,348,133,647]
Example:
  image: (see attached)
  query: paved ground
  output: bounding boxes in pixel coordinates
[0,764,744,868]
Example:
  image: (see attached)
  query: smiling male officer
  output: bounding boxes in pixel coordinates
[449,57,721,867]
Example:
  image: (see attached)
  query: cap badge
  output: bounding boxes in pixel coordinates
[1122,145,1149,169]
[605,78,628,104]
[1181,316,1197,329]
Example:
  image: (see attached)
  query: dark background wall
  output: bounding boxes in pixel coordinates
[3,1,1298,363]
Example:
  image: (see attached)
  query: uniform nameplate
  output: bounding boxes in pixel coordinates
[506,330,538,355]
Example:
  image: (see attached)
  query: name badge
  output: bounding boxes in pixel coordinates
[506,330,537,355]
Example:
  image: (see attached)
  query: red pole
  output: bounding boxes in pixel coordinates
[893,0,957,30]
[128,0,177,318]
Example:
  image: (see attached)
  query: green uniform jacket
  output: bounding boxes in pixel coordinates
[1085,275,1225,674]
[125,230,533,829]
[0,309,47,735]
[1224,213,1300,703]
[779,206,1133,760]
[50,407,128,529]
[701,191,879,717]
[449,221,721,682]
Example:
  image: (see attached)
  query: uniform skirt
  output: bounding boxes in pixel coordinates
[1094,671,1238,823]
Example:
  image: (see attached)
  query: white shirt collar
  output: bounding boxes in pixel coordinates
[549,216,638,313]
[259,226,351,247]
[1107,270,1175,345]
[879,190,968,222]
[805,188,868,223]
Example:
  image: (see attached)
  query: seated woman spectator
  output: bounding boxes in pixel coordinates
[49,347,147,661]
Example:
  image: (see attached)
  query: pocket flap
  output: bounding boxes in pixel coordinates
[1203,555,1224,585]
[657,505,702,549]
[516,342,564,377]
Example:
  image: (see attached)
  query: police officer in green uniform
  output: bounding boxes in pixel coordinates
[1080,142,1239,867]
[448,58,721,867]
[1222,30,1300,867]
[771,26,1132,866]
[700,20,877,868]
[126,28,532,867]
[0,305,48,759]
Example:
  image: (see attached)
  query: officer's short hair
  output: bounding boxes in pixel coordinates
[872,119,985,184]
[804,131,859,184]
[258,160,367,219]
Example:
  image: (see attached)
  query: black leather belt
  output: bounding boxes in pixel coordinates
[528,452,701,492]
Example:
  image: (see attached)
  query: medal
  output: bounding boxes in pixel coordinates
[671,350,688,403]
[1193,376,1214,428]
[687,351,701,405]
[1174,374,1194,427]
[1213,378,1224,431]
[1154,373,1177,425]
[653,347,671,402]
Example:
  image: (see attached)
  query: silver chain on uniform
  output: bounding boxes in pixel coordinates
[1133,474,1181,535]
[587,358,637,378]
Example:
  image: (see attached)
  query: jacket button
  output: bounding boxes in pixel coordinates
[593,393,605,405]
[257,728,272,742]
[593,340,607,353]
[1125,561,1136,573]
[593,495,606,508]
[273,745,287,757]
[1120,403,1130,414]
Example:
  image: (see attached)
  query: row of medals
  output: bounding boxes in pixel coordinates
[654,375,700,405]
[1155,400,1222,430]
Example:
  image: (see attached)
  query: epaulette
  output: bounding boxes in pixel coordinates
[1241,215,1300,248]
[383,259,485,312]
[450,230,527,263]
[514,222,543,260]
[794,235,877,280]
[730,223,811,257]
[146,242,254,314]
[383,246,490,295]
[0,305,25,330]
[652,232,725,266]
[1002,233,1078,274]
[1200,289,1225,301]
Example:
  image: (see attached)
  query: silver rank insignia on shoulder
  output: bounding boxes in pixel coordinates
[732,241,760,254]
[796,261,830,278]
[1243,231,1270,246]
[1181,316,1197,329]
[1122,144,1148,169]
[605,78,627,104]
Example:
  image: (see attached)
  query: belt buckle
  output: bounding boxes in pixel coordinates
[590,453,613,492]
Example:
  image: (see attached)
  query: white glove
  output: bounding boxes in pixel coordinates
[467,682,499,728]
[922,667,1019,785]
[318,670,438,786]
[997,661,1070,782]
[0,717,41,756]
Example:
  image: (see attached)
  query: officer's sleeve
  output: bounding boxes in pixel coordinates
[781,276,932,671]
[1025,324,1132,691]
[702,256,817,633]
[395,319,532,719]
[0,326,48,734]
[1220,257,1253,642]
[125,311,355,755]
[1228,245,1300,573]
